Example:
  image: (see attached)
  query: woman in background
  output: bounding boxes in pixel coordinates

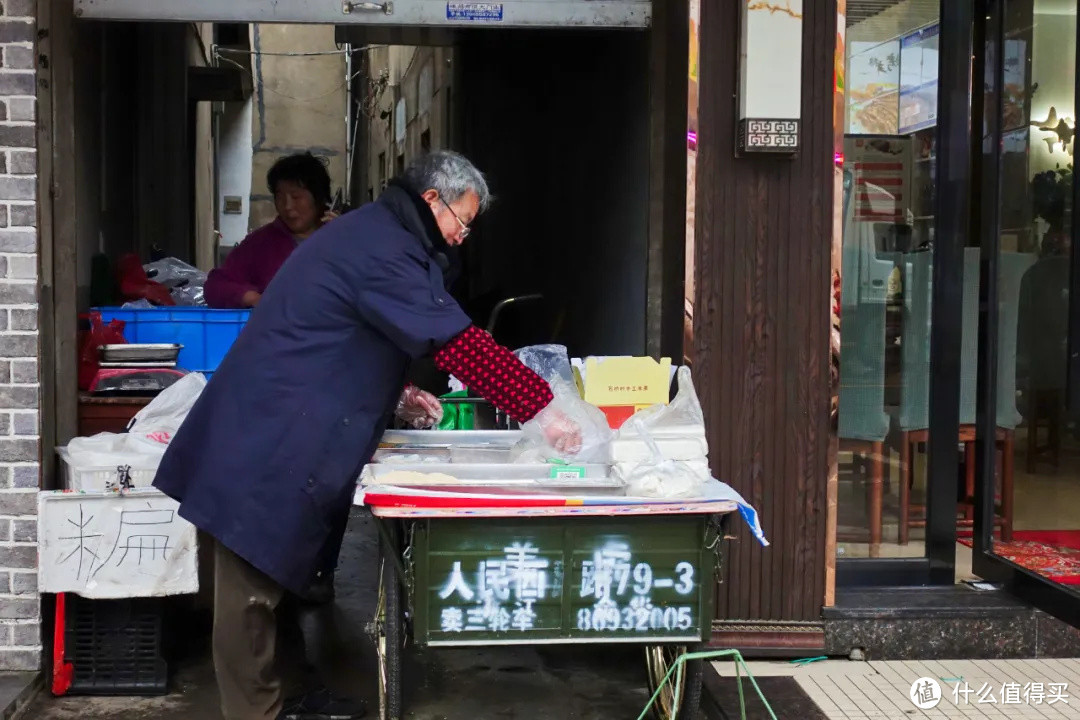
[206,153,339,308]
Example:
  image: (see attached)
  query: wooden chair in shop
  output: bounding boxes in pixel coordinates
[897,249,1029,544]
[836,224,894,558]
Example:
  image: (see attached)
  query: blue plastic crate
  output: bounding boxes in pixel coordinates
[95,307,251,377]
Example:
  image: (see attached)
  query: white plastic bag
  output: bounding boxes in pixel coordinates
[60,373,207,484]
[611,367,710,498]
[127,372,207,447]
[64,432,167,468]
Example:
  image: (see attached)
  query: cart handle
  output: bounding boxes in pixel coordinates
[485,294,543,337]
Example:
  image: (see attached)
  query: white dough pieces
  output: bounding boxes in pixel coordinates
[368,470,461,485]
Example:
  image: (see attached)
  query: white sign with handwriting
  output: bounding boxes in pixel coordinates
[38,489,199,599]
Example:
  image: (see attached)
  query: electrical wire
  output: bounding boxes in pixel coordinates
[215,45,387,58]
[215,55,248,73]
[212,46,364,104]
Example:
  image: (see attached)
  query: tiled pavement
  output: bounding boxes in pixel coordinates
[712,658,1080,719]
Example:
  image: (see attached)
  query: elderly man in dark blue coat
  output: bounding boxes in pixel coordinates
[153,151,579,720]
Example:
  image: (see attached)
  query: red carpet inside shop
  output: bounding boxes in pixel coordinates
[959,531,1080,585]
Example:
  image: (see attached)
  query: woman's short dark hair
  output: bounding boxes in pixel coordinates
[267,153,332,207]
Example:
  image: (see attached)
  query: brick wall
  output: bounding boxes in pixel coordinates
[0,0,40,673]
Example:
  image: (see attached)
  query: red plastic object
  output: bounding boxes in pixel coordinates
[364,492,567,509]
[78,312,127,391]
[116,254,175,307]
[87,367,187,393]
[599,405,636,429]
[51,593,74,696]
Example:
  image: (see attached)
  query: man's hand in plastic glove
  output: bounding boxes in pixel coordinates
[537,406,583,456]
[396,386,444,429]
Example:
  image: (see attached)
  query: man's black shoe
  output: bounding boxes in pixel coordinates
[280,687,366,720]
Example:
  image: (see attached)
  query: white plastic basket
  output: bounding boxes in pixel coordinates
[56,447,159,491]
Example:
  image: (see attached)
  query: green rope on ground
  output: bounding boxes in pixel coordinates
[636,648,778,720]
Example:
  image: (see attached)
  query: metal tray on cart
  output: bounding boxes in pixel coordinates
[98,343,182,364]
[377,429,523,447]
[375,429,526,464]
[372,445,521,464]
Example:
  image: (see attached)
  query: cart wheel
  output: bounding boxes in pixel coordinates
[376,525,404,720]
[644,644,703,720]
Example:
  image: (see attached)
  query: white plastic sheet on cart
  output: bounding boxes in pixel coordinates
[696,478,769,547]
[38,488,198,598]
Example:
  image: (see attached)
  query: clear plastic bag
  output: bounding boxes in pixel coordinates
[143,257,205,287]
[121,298,155,310]
[514,379,612,464]
[619,365,705,435]
[513,344,575,386]
[170,284,206,306]
[143,258,208,306]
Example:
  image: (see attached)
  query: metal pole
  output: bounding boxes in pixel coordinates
[926,0,974,583]
[345,42,353,200]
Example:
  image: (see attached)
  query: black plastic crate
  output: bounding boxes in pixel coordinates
[63,594,168,696]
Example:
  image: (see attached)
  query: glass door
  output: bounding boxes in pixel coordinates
[835,0,977,586]
[974,0,1080,626]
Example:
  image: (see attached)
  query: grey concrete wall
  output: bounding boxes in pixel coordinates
[364,45,455,202]
[249,24,347,230]
[191,22,216,272]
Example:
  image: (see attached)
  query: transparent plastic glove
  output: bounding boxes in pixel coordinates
[533,405,583,456]
[517,379,612,462]
[395,386,444,429]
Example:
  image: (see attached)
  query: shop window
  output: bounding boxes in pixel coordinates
[835,0,943,566]
[421,129,431,153]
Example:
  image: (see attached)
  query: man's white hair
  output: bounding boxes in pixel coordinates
[404,150,491,212]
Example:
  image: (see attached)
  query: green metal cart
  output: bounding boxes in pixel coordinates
[366,499,734,720]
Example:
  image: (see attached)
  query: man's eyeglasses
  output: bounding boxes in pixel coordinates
[440,198,471,239]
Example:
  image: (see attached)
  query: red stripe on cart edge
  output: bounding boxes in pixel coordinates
[364,493,567,509]
[52,592,74,696]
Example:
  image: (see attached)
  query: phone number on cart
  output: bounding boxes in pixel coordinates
[576,605,695,632]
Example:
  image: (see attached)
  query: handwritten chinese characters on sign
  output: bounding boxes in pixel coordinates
[430,537,700,640]
[38,489,199,599]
